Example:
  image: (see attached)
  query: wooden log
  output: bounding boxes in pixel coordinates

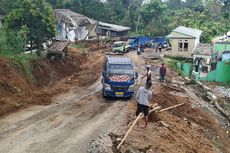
[162,84,182,92]
[158,121,169,128]
[159,103,184,113]
[213,100,230,122]
[117,113,142,149]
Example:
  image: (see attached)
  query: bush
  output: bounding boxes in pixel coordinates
[167,59,185,76]
[0,29,25,55]
[9,53,45,81]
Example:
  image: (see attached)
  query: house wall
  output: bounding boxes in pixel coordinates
[199,61,230,83]
[167,38,195,57]
[97,29,129,37]
[214,43,230,52]
[86,24,97,38]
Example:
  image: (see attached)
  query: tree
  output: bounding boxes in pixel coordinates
[120,0,141,29]
[185,0,204,12]
[0,28,26,54]
[140,0,168,36]
[4,0,56,55]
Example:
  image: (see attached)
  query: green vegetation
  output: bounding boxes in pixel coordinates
[167,59,185,77]
[166,56,193,77]
[0,0,56,78]
[70,43,85,49]
[44,0,230,43]
[11,54,44,81]
[0,0,227,80]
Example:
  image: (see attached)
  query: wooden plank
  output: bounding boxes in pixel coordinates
[117,113,142,149]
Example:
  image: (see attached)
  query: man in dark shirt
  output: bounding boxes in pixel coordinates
[159,63,166,82]
[142,66,152,85]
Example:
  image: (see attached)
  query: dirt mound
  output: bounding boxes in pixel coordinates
[0,45,105,117]
[0,57,34,98]
[113,71,230,153]
[32,48,86,87]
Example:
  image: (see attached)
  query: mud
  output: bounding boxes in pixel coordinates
[0,47,230,153]
[0,44,105,117]
[106,50,230,153]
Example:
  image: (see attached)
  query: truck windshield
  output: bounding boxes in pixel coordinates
[108,64,134,77]
[113,43,123,47]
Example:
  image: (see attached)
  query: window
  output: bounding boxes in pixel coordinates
[184,42,188,51]
[178,42,183,51]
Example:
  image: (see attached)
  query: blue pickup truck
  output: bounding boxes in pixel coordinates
[102,55,138,98]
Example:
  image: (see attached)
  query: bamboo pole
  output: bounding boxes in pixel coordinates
[119,104,184,149]
[117,113,142,149]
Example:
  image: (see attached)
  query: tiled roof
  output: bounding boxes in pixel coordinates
[193,43,213,55]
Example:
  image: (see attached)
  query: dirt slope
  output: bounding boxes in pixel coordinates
[0,44,104,117]
[107,50,230,153]
[0,48,229,153]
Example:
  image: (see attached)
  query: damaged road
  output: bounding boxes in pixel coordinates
[0,48,229,153]
[0,79,129,153]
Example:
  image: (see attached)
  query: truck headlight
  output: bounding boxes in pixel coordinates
[128,85,134,91]
[104,83,111,90]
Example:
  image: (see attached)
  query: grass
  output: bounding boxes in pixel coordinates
[0,51,46,82]
[70,43,85,49]
[167,59,186,77]
[213,137,222,151]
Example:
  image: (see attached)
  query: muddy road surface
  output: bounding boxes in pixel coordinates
[0,73,128,152]
[1,50,229,153]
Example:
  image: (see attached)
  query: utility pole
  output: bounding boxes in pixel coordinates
[135,14,141,32]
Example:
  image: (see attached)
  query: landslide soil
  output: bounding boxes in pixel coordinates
[110,50,230,153]
[0,43,105,117]
[1,47,229,153]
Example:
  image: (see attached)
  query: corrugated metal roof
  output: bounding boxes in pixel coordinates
[168,26,202,38]
[99,22,130,32]
[107,56,132,64]
[55,9,96,26]
[49,41,70,52]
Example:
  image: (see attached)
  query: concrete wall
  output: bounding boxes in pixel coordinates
[214,43,230,52]
[167,38,195,57]
[199,61,230,83]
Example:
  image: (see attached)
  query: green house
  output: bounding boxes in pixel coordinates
[214,42,230,53]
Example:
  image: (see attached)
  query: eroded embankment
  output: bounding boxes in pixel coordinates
[0,45,105,117]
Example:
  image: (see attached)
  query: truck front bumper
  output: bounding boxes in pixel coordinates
[104,90,134,98]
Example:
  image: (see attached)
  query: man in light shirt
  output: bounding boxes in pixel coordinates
[136,81,152,128]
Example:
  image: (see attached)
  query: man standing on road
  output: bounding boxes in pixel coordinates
[142,66,152,85]
[136,82,152,128]
[159,63,167,82]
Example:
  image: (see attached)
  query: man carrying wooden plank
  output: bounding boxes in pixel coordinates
[135,81,153,128]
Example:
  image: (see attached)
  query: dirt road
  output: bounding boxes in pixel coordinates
[0,74,129,153]
[0,50,229,153]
